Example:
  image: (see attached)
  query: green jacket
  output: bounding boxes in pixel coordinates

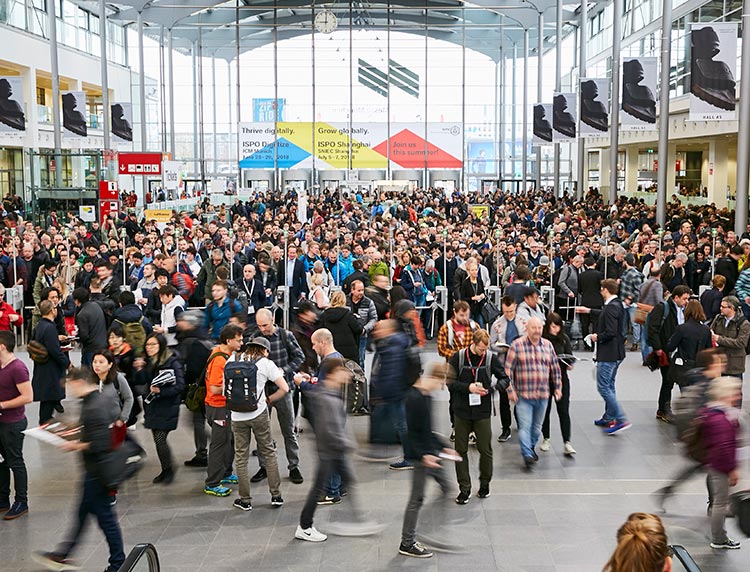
[197,260,228,301]
[368,261,390,281]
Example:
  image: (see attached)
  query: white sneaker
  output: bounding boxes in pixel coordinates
[295,525,327,542]
[563,442,576,456]
[539,438,551,452]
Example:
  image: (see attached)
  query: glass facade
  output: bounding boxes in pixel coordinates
[0,0,127,65]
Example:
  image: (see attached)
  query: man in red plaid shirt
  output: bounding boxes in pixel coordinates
[505,317,562,470]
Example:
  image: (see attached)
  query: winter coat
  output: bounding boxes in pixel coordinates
[371,332,413,403]
[701,406,739,474]
[709,313,750,375]
[318,306,362,362]
[31,317,70,402]
[138,352,185,432]
[75,300,108,354]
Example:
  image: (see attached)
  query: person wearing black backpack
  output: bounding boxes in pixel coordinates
[33,368,127,572]
[229,337,288,511]
[709,295,750,385]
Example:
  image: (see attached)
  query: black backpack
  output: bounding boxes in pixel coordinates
[224,360,260,413]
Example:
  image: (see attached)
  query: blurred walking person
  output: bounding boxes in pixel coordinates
[399,363,457,558]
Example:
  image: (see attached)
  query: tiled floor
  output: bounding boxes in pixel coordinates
[2,348,749,571]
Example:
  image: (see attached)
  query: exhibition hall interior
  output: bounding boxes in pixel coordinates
[1,1,750,571]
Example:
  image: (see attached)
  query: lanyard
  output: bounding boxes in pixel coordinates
[466,348,486,382]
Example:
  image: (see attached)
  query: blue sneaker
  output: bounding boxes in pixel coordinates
[389,459,414,471]
[204,485,232,497]
[594,418,614,428]
[220,474,238,485]
[606,421,632,435]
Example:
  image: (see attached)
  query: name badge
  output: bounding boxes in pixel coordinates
[469,393,481,406]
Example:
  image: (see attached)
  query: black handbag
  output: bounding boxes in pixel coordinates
[481,300,501,326]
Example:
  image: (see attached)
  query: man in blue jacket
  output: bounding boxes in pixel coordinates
[204,280,243,341]
[586,279,631,435]
[371,319,417,471]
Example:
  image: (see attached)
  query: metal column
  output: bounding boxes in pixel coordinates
[273,9,279,191]
[47,0,62,188]
[99,0,110,150]
[138,12,147,152]
[212,58,218,175]
[227,62,233,174]
[577,0,587,200]
[522,29,529,194]
[657,0,674,228]
[609,0,622,204]
[159,26,167,153]
[168,29,175,157]
[348,3,354,180]
[197,32,206,190]
[235,0,241,171]
[736,1,750,233]
[462,7,467,191]
[536,12,543,191]
[554,0,562,194]
[512,43,517,184]
[498,19,504,182]
[192,43,199,176]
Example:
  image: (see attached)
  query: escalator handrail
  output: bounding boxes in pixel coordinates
[117,543,160,572]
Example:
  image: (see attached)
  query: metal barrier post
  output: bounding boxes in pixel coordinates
[435,285,448,331]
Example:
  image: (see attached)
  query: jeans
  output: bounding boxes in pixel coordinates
[0,418,28,504]
[542,376,571,442]
[300,456,361,529]
[515,398,548,459]
[358,336,367,371]
[707,468,731,544]
[377,400,408,457]
[596,360,627,423]
[56,472,125,572]
[640,323,652,363]
[453,416,492,493]
[81,351,94,368]
[259,391,300,471]
[401,463,452,546]
[627,305,641,345]
[232,410,281,500]
[326,472,342,496]
[205,405,234,487]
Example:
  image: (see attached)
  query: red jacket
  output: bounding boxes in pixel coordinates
[0,300,23,331]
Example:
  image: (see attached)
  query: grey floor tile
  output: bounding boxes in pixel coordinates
[10,349,750,572]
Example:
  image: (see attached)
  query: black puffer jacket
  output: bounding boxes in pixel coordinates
[318,307,362,362]
[138,351,185,432]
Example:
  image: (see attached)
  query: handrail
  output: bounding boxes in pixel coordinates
[668,544,701,572]
[117,543,160,572]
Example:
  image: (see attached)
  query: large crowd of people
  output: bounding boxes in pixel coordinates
[0,185,748,570]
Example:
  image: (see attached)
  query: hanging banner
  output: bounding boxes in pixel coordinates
[467,142,496,175]
[0,77,25,132]
[62,91,87,137]
[111,102,133,142]
[238,122,463,170]
[162,161,181,190]
[689,22,738,121]
[552,92,577,141]
[621,57,658,130]
[579,78,610,135]
[532,103,553,144]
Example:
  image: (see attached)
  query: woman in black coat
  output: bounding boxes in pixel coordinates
[666,300,712,388]
[700,274,725,323]
[31,302,70,425]
[541,312,575,456]
[135,333,185,484]
[318,291,362,362]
